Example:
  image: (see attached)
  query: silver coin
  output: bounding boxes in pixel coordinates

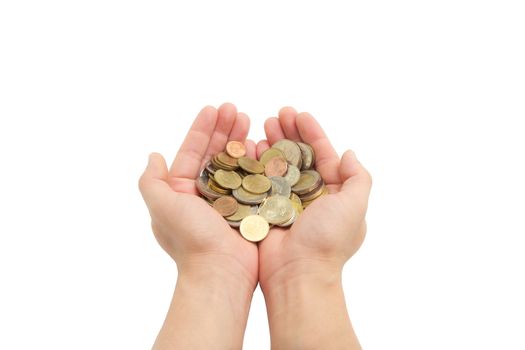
[283,164,300,187]
[269,176,291,198]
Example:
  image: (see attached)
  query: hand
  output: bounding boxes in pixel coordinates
[139,103,258,288]
[257,107,372,349]
[139,103,258,349]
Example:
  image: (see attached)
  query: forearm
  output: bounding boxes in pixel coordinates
[262,265,361,350]
[153,265,254,350]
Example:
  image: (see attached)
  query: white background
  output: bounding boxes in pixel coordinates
[1,1,524,349]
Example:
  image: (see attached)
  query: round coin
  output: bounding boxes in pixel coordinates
[232,186,267,205]
[292,170,322,195]
[217,152,239,169]
[258,195,294,225]
[270,176,291,198]
[213,196,239,217]
[283,164,300,186]
[242,174,272,194]
[272,139,302,168]
[225,203,253,221]
[195,174,222,200]
[297,142,315,170]
[264,156,288,177]
[226,141,247,158]
[238,157,265,174]
[214,169,242,190]
[259,148,285,166]
[240,215,269,242]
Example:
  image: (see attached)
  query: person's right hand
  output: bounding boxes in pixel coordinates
[139,103,259,291]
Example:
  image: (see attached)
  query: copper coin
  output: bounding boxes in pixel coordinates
[213,196,239,217]
[264,157,288,177]
[226,141,247,158]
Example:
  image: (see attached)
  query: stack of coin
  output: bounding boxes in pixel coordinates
[195,139,327,242]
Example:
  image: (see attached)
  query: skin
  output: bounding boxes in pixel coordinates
[139,103,259,349]
[139,103,372,350]
[257,107,372,350]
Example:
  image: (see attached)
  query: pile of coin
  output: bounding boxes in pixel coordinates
[195,139,327,242]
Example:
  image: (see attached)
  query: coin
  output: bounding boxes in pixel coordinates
[198,138,327,240]
[272,139,302,168]
[226,203,253,221]
[213,196,239,217]
[264,156,288,177]
[297,142,315,170]
[195,173,222,200]
[276,208,297,227]
[232,186,267,205]
[214,169,242,190]
[208,178,232,195]
[259,148,285,166]
[283,164,300,187]
[217,152,239,169]
[258,195,295,225]
[240,215,269,242]
[269,176,291,198]
[226,141,247,158]
[205,161,216,175]
[292,170,322,195]
[242,174,272,194]
[238,156,265,174]
[289,193,304,215]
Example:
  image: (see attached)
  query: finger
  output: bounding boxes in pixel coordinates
[203,102,238,160]
[264,117,286,145]
[169,105,218,179]
[256,140,270,159]
[228,112,250,142]
[278,106,301,141]
[139,153,172,206]
[337,150,372,216]
[245,139,257,159]
[296,112,341,184]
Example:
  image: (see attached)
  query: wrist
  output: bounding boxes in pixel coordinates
[176,254,256,312]
[261,260,361,350]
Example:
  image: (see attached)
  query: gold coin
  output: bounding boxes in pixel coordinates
[272,139,302,168]
[297,142,315,170]
[217,152,239,168]
[259,148,285,166]
[264,156,288,177]
[214,169,242,190]
[302,186,328,207]
[240,215,269,242]
[213,196,239,217]
[226,141,247,158]
[208,179,231,195]
[226,203,253,222]
[292,170,321,195]
[299,182,326,201]
[242,174,272,194]
[289,193,304,215]
[258,195,294,225]
[232,186,267,205]
[238,156,265,174]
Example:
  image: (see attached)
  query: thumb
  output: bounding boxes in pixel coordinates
[337,150,372,216]
[138,152,171,205]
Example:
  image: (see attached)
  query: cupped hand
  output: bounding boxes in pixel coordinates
[139,103,259,290]
[256,107,372,290]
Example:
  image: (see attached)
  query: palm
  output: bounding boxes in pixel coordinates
[257,108,371,285]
